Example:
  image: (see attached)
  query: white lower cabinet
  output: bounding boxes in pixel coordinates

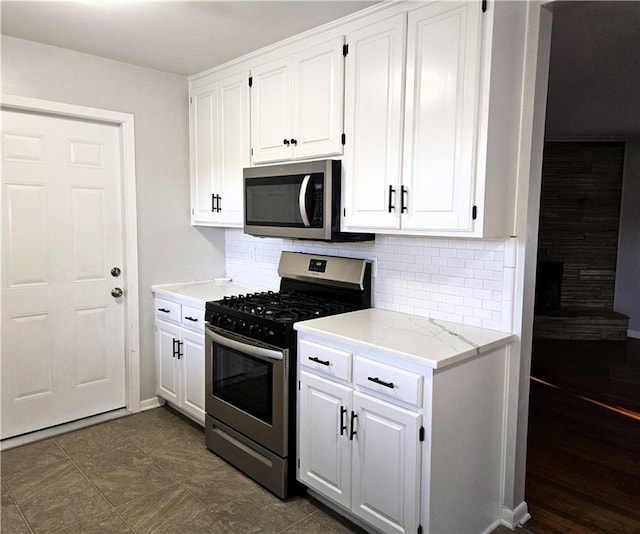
[351,391,421,534]
[155,297,205,425]
[298,342,422,534]
[297,325,511,534]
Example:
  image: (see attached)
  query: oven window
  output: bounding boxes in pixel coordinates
[212,345,273,425]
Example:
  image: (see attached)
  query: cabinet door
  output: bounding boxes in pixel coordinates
[156,319,180,404]
[298,370,352,509]
[217,71,250,226]
[343,14,406,230]
[180,328,205,424]
[292,36,345,160]
[351,391,421,534]
[250,58,292,164]
[190,81,218,224]
[402,1,482,231]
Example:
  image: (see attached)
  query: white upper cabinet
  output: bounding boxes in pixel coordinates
[342,1,519,238]
[250,36,345,164]
[188,0,523,235]
[343,14,406,231]
[402,1,482,232]
[190,68,249,227]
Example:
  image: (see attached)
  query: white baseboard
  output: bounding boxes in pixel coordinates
[140,396,166,411]
[501,501,531,529]
[627,329,640,339]
[480,520,502,534]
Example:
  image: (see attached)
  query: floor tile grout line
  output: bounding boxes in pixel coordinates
[174,479,245,534]
[1,480,36,534]
[277,511,340,534]
[176,473,262,516]
[47,436,140,534]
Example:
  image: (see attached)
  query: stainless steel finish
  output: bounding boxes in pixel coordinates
[206,415,289,498]
[110,267,121,277]
[208,328,284,361]
[111,287,123,297]
[244,159,334,241]
[298,174,311,227]
[277,251,368,290]
[205,326,288,456]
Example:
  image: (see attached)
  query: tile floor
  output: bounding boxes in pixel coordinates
[1,407,369,534]
[1,406,532,534]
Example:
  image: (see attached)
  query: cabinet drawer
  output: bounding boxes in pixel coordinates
[299,340,351,381]
[155,298,181,323]
[181,304,205,332]
[354,356,423,407]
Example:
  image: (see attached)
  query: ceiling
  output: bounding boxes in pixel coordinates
[0,1,377,77]
[545,0,640,137]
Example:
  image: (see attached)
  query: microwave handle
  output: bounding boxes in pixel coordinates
[298,174,311,227]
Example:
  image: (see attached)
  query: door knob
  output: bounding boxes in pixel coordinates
[111,267,122,277]
[111,287,124,298]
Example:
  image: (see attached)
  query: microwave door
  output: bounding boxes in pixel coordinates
[298,174,311,227]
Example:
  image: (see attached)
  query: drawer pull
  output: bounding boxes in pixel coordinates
[158,308,170,313]
[368,376,395,389]
[184,316,199,322]
[340,406,348,436]
[309,356,331,366]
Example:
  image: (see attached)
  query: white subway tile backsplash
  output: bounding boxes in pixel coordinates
[224,230,514,333]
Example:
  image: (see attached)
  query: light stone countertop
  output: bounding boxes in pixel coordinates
[151,280,268,306]
[294,308,516,369]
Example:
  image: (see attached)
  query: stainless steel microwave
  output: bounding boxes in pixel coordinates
[243,159,374,242]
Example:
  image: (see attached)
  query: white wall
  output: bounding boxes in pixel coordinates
[615,139,640,335]
[225,229,516,333]
[1,36,227,400]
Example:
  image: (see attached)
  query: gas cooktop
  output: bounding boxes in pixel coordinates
[216,291,361,323]
[205,252,372,346]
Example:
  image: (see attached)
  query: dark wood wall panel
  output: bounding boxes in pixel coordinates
[537,141,625,310]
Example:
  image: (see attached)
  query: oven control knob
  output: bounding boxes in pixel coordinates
[234,321,246,333]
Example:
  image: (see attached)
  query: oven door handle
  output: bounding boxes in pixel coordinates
[298,174,311,228]
[207,328,284,361]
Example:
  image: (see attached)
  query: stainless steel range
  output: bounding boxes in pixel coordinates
[204,252,372,498]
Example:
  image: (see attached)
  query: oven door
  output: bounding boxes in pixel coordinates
[205,325,288,456]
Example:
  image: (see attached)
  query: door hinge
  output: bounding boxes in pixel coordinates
[191,208,194,215]
[189,96,193,104]
[298,380,301,391]
[248,76,253,87]
[341,133,346,145]
[251,147,254,156]
[482,0,487,12]
[472,205,477,220]
[419,426,424,442]
[298,458,301,468]
[343,43,349,56]
[343,207,346,217]
[417,525,423,534]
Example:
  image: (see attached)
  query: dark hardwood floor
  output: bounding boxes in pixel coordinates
[524,338,640,534]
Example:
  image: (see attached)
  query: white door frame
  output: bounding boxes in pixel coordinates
[0,94,141,414]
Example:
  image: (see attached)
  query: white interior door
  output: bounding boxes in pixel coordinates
[1,109,126,439]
